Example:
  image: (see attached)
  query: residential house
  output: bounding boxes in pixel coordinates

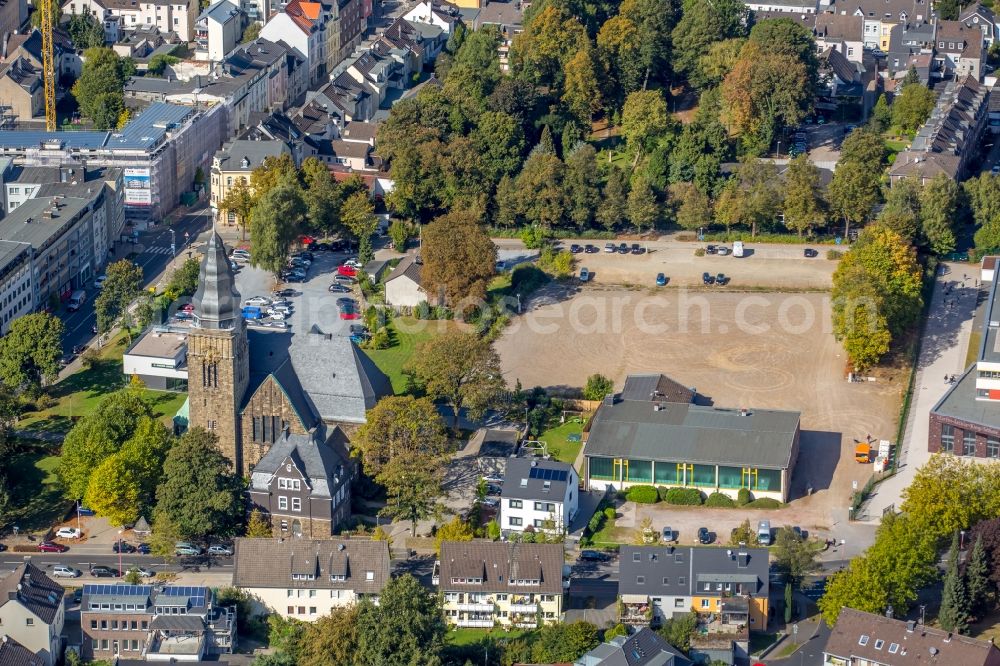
[840,0,929,51]
[0,241,32,335]
[960,4,999,46]
[62,0,201,42]
[4,28,81,84]
[889,76,989,185]
[0,0,27,51]
[80,584,235,662]
[823,608,1000,666]
[935,19,984,81]
[195,0,243,62]
[814,13,865,63]
[239,110,312,162]
[384,254,426,307]
[112,25,182,59]
[327,138,370,169]
[435,541,565,629]
[0,57,43,123]
[326,0,365,71]
[310,72,376,122]
[0,563,65,666]
[403,0,461,34]
[0,636,46,666]
[500,457,579,534]
[582,374,801,502]
[341,120,377,145]
[885,21,934,78]
[260,0,327,85]
[232,538,391,620]
[575,628,692,666]
[818,46,870,116]
[211,139,292,222]
[473,1,521,70]
[745,0,817,13]
[989,89,1000,133]
[380,16,445,66]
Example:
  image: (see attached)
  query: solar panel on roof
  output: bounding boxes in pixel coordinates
[528,467,568,482]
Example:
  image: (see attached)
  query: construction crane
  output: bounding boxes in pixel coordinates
[40,0,56,131]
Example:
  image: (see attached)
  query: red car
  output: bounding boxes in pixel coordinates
[340,309,360,320]
[299,235,315,245]
[337,265,358,278]
[38,541,67,553]
[180,303,194,312]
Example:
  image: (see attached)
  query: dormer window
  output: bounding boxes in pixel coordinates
[241,156,250,168]
[291,573,315,581]
[330,574,346,581]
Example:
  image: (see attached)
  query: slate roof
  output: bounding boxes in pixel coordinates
[575,627,691,666]
[0,187,98,251]
[585,390,800,470]
[825,607,1000,664]
[0,636,43,666]
[930,365,1000,428]
[249,426,349,497]
[214,139,290,172]
[198,0,240,23]
[814,13,863,40]
[233,537,391,593]
[0,562,66,625]
[438,541,564,594]
[617,546,769,598]
[0,57,41,95]
[329,139,371,160]
[341,121,378,143]
[150,615,207,632]
[823,46,859,82]
[502,457,575,501]
[385,254,423,286]
[620,374,695,404]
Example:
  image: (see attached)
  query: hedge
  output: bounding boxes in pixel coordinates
[745,498,784,509]
[664,488,704,505]
[737,488,752,506]
[626,485,660,504]
[705,492,736,508]
[604,507,616,520]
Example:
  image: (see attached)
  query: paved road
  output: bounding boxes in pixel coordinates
[861,263,978,520]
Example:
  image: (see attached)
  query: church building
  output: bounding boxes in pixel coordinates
[187,232,391,537]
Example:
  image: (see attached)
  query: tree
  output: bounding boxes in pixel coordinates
[340,192,378,264]
[729,519,759,546]
[514,150,567,227]
[153,427,243,542]
[67,13,105,49]
[434,515,473,553]
[878,177,922,245]
[564,143,602,229]
[59,389,153,501]
[72,48,134,129]
[30,0,60,28]
[583,374,614,401]
[531,621,600,663]
[597,169,629,230]
[405,331,504,430]
[784,581,793,623]
[967,535,991,620]
[782,154,825,236]
[353,396,450,536]
[900,455,1000,541]
[297,605,360,666]
[166,257,201,298]
[509,4,587,91]
[669,182,712,231]
[892,82,937,132]
[421,210,496,307]
[618,0,676,89]
[387,220,410,252]
[715,158,782,236]
[219,178,256,240]
[671,0,748,77]
[250,153,298,200]
[562,44,603,126]
[95,259,143,339]
[596,16,644,104]
[828,128,886,237]
[241,21,262,43]
[147,54,180,76]
[937,0,959,19]
[872,93,892,131]
[969,518,1000,596]
[621,90,672,163]
[355,574,446,666]
[693,38,745,89]
[246,509,272,538]
[965,172,1000,228]
[772,527,821,587]
[627,173,660,233]
[748,18,818,89]
[471,111,526,185]
[249,178,305,277]
[919,173,960,255]
[0,312,63,394]
[656,613,699,653]
[940,534,971,633]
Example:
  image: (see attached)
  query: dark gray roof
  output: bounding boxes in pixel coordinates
[0,191,99,251]
[249,426,349,497]
[618,546,769,599]
[198,0,240,23]
[982,274,1000,364]
[585,397,799,470]
[930,365,1000,428]
[150,614,206,632]
[233,537,391,593]
[0,562,64,625]
[385,254,423,285]
[438,541,564,594]
[193,231,242,330]
[621,374,696,404]
[0,636,43,666]
[502,457,575,501]
[214,140,290,172]
[576,628,692,666]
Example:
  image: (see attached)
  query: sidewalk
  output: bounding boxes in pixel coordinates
[861,263,978,520]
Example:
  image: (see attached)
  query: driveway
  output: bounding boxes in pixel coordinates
[861,263,979,520]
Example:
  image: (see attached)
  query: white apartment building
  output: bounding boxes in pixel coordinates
[260,0,327,85]
[500,457,578,533]
[0,563,66,666]
[195,0,243,61]
[62,0,201,42]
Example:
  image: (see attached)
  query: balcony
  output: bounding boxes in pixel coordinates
[510,612,538,629]
[509,601,538,613]
[456,619,493,628]
[619,602,652,625]
[455,603,493,612]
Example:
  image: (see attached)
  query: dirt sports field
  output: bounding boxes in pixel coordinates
[495,285,903,530]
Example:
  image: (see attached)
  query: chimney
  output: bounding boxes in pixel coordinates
[945,633,953,643]
[602,394,614,407]
[906,620,916,632]
[737,551,749,568]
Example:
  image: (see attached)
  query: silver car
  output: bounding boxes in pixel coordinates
[52,565,80,578]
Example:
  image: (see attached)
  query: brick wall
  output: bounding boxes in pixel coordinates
[928,412,1000,458]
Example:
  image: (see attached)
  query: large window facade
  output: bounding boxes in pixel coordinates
[941,424,954,452]
[588,457,782,494]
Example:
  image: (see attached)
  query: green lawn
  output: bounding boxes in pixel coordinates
[18,332,187,434]
[538,418,588,467]
[590,511,629,546]
[967,328,983,369]
[365,317,460,394]
[6,446,67,532]
[447,627,533,646]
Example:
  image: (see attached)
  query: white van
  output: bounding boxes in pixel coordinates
[67,290,87,312]
[757,519,772,546]
[733,241,745,258]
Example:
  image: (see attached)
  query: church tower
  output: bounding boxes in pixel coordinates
[187,231,250,472]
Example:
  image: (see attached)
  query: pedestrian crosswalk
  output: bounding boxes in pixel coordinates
[143,246,175,256]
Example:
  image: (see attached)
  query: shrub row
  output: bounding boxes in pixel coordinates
[705,492,736,507]
[626,485,659,504]
[662,487,704,505]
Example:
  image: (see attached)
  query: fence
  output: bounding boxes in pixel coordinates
[848,470,891,521]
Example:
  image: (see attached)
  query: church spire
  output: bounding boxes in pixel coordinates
[192,231,241,329]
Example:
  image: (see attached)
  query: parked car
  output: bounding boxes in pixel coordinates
[716,246,730,256]
[579,268,591,282]
[482,475,503,484]
[295,251,314,261]
[174,542,202,556]
[486,484,502,495]
[38,541,67,553]
[340,308,360,320]
[702,272,715,285]
[631,243,644,255]
[584,244,599,253]
[705,245,717,254]
[52,565,81,578]
[617,243,629,254]
[264,320,289,329]
[333,275,356,285]
[90,566,119,578]
[570,244,583,253]
[350,333,370,344]
[992,165,1000,176]
[803,248,818,258]
[328,284,352,293]
[791,526,808,541]
[697,527,712,544]
[112,540,136,554]
[579,550,610,562]
[655,273,667,286]
[72,345,87,355]
[77,506,95,516]
[136,543,150,554]
[662,527,675,543]
[604,243,616,253]
[174,312,193,321]
[93,275,107,289]
[180,303,195,312]
[245,296,271,307]
[56,527,82,539]
[272,288,295,298]
[343,258,362,268]
[127,566,156,578]
[207,544,233,556]
[716,273,727,285]
[481,498,499,508]
[58,353,76,367]
[349,324,368,335]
